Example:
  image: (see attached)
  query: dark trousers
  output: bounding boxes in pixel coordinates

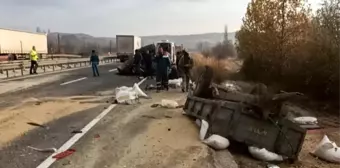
[30,60,38,74]
[156,72,169,91]
[92,63,100,76]
[144,64,153,78]
[182,72,190,92]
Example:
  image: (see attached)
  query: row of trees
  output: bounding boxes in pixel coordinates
[198,26,237,59]
[236,0,339,101]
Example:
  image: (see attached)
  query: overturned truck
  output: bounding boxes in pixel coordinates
[183,66,306,161]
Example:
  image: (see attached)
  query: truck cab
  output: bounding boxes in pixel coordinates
[155,40,176,64]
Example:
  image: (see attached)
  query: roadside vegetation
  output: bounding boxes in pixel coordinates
[236,0,339,105]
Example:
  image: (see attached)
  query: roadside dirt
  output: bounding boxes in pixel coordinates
[0,96,104,148]
[0,74,65,94]
[53,91,238,168]
[111,92,237,168]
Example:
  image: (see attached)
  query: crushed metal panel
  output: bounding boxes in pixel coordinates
[183,96,218,121]
[208,101,239,140]
[275,119,306,158]
[228,111,280,150]
[183,96,306,160]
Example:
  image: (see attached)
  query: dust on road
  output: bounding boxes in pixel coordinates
[52,91,238,168]
[0,96,100,147]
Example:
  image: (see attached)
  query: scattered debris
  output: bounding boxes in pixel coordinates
[160,99,179,109]
[115,83,149,105]
[94,134,100,139]
[151,104,160,108]
[248,146,285,162]
[312,135,340,163]
[141,115,157,119]
[222,81,242,93]
[267,164,280,168]
[168,78,182,88]
[52,149,76,160]
[71,130,82,134]
[164,115,172,118]
[27,122,48,129]
[293,116,318,125]
[203,134,230,150]
[199,119,230,150]
[27,146,57,153]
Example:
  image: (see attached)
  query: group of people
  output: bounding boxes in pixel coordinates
[133,47,193,93]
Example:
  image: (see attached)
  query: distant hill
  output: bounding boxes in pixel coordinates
[47,32,236,54]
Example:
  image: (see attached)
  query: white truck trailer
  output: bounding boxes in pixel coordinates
[0,28,48,60]
[116,35,142,62]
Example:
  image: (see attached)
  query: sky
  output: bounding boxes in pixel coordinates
[0,0,322,37]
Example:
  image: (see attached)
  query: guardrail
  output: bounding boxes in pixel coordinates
[0,56,118,79]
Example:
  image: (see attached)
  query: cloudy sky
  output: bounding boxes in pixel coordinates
[0,0,321,37]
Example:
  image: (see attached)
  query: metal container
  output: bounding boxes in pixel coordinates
[183,96,306,160]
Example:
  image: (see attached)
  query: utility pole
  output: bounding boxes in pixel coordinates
[57,33,61,54]
[224,25,228,44]
[109,40,112,53]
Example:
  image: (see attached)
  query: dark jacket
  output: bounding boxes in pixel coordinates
[178,52,193,74]
[154,54,171,74]
[90,54,99,63]
[134,53,142,65]
[142,53,152,67]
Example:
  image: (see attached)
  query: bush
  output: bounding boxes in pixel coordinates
[201,41,237,59]
[236,0,339,103]
[190,53,240,84]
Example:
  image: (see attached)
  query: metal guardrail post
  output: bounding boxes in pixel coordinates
[0,56,117,79]
[20,63,24,76]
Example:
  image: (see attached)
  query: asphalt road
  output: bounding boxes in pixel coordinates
[0,63,143,108]
[0,63,154,168]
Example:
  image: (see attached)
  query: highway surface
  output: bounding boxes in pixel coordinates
[0,62,241,168]
[0,63,163,168]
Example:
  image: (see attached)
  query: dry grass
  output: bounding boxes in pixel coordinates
[190,53,241,84]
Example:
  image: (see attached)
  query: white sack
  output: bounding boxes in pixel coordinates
[169,78,182,88]
[203,134,230,150]
[313,135,340,163]
[133,83,148,98]
[115,86,131,94]
[199,120,209,141]
[115,90,138,104]
[224,82,241,92]
[293,116,318,125]
[199,119,229,150]
[161,99,179,109]
[248,146,284,162]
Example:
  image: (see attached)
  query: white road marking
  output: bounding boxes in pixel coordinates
[108,68,117,72]
[60,77,87,86]
[37,104,117,168]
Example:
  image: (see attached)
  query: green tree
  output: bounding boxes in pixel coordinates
[236,0,311,80]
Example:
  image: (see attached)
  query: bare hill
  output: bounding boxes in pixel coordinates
[47,32,236,54]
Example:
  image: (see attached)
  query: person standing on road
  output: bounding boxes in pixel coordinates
[154,47,171,92]
[90,50,100,77]
[142,50,153,79]
[133,49,143,78]
[29,46,39,74]
[178,49,193,92]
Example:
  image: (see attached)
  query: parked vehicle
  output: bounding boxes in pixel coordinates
[0,28,47,61]
[116,35,142,62]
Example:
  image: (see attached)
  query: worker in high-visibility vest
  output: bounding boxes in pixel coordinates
[30,46,39,74]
